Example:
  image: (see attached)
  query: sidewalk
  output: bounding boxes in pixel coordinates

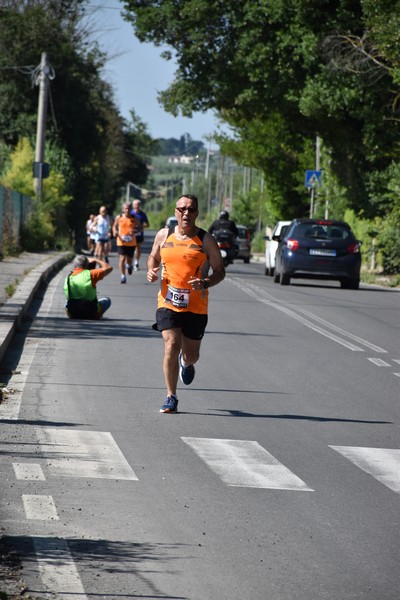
[0,251,73,364]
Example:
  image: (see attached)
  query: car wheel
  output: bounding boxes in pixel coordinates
[280,272,290,285]
[341,278,360,290]
[269,267,275,277]
[273,269,280,283]
[265,266,270,276]
[244,257,250,264]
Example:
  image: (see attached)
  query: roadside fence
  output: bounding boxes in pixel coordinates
[0,184,34,255]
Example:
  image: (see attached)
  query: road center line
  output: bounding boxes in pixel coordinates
[228,278,387,353]
[367,358,391,367]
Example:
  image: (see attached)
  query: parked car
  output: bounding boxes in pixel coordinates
[165,216,178,228]
[234,225,251,263]
[273,219,362,289]
[264,220,291,276]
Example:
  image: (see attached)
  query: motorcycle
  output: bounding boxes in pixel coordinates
[212,229,236,267]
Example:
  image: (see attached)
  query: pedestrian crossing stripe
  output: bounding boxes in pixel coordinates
[330,446,400,494]
[181,437,314,491]
[5,431,400,493]
[22,494,59,521]
[13,463,45,481]
[35,428,139,480]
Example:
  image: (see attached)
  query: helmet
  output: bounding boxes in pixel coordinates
[219,210,229,220]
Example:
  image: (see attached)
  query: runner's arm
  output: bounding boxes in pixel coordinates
[193,232,225,289]
[89,259,113,276]
[134,215,142,232]
[146,229,165,281]
[112,216,119,239]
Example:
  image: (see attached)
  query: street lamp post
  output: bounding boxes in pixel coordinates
[126,181,141,205]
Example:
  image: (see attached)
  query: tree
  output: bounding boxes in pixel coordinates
[0,137,72,250]
[121,0,400,220]
[0,0,155,241]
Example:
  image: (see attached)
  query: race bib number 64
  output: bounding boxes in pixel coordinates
[166,285,190,308]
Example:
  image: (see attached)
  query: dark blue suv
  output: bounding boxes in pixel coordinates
[273,219,362,289]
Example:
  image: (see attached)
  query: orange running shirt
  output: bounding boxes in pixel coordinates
[157,228,209,314]
[116,215,136,246]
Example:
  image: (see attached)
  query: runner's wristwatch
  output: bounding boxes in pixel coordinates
[203,279,210,289]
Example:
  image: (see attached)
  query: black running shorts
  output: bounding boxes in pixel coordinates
[154,308,208,340]
[118,246,135,257]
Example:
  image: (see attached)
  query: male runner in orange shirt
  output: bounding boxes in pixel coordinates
[147,194,225,413]
[113,203,141,283]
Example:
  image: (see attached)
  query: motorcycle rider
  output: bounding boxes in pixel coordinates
[208,210,239,264]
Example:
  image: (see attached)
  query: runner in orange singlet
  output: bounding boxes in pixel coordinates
[147,194,225,413]
[113,203,141,283]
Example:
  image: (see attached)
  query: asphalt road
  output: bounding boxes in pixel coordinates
[0,235,399,600]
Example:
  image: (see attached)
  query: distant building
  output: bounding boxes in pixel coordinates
[168,155,194,165]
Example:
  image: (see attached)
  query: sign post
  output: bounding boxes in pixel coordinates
[305,170,322,218]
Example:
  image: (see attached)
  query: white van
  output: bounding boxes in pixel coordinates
[264,220,291,276]
[165,216,178,228]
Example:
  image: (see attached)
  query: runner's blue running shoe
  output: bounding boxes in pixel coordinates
[179,351,195,385]
[160,395,179,413]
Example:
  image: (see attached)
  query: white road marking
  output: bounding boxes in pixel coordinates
[0,342,39,419]
[229,278,388,353]
[22,495,59,520]
[35,428,139,480]
[33,537,88,600]
[0,272,65,421]
[182,437,313,491]
[367,358,391,367]
[293,305,388,353]
[330,446,400,494]
[13,463,46,480]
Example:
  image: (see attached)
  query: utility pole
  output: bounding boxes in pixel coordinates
[205,141,210,179]
[33,53,54,200]
[126,181,141,205]
[205,141,214,213]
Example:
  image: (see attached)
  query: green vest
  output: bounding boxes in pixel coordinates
[64,269,97,301]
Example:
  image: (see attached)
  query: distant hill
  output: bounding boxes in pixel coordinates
[155,134,205,156]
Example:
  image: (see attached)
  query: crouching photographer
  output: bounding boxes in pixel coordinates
[64,255,113,319]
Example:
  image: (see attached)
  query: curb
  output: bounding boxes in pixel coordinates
[0,252,73,364]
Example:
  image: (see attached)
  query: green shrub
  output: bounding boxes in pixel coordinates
[378,220,400,274]
[251,230,265,253]
[21,209,55,252]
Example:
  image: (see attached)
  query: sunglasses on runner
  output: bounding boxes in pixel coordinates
[175,206,197,214]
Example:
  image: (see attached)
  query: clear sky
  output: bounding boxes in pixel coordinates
[87,1,223,142]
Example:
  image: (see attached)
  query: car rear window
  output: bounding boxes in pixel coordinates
[294,224,352,240]
[237,227,246,239]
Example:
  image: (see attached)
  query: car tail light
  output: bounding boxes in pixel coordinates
[286,239,300,251]
[347,242,360,254]
[244,228,250,240]
[218,241,231,249]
